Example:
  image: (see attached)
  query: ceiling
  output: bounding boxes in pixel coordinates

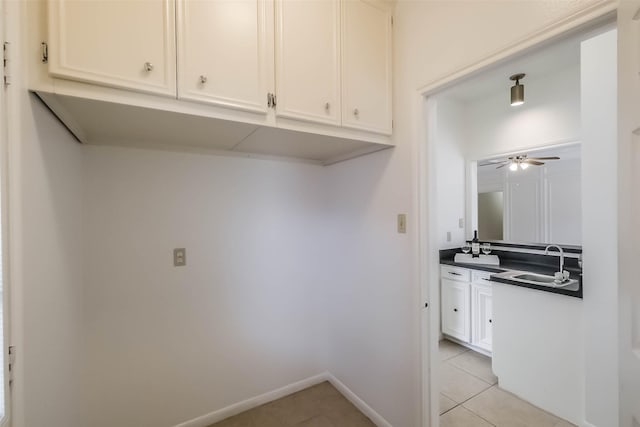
[435,23,612,103]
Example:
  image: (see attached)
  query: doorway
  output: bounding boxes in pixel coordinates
[418,14,619,427]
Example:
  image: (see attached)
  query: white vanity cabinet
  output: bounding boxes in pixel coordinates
[441,265,471,342]
[471,271,493,352]
[177,0,273,113]
[47,0,177,96]
[441,265,493,353]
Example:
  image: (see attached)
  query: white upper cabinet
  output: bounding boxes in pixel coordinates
[48,0,176,96]
[341,0,392,135]
[275,0,341,125]
[177,0,273,113]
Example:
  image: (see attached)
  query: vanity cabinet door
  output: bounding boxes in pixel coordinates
[48,0,176,96]
[472,282,493,352]
[442,278,471,342]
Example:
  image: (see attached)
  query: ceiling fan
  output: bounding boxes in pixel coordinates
[481,154,560,170]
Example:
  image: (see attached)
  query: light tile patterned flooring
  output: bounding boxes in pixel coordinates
[207,381,375,427]
[439,339,575,427]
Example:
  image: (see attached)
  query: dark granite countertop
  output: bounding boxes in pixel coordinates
[440,248,583,298]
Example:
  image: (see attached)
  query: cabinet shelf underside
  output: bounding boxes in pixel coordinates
[34,91,393,166]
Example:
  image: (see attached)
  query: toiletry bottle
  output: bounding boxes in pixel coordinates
[472,230,480,258]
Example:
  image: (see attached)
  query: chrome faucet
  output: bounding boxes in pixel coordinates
[545,244,569,282]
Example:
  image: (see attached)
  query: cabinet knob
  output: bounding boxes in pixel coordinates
[200,75,208,84]
[353,108,359,118]
[489,319,492,323]
[325,102,330,113]
[144,62,154,72]
[453,308,458,312]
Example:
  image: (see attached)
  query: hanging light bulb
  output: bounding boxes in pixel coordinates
[510,73,525,106]
[520,162,529,170]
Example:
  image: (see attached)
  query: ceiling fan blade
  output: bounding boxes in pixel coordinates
[496,164,508,169]
[528,156,560,160]
[480,160,508,167]
[524,160,545,165]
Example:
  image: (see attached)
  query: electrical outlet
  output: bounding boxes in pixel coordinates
[447,231,452,242]
[174,248,186,267]
[397,214,407,234]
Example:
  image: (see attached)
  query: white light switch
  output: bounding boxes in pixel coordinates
[458,218,464,229]
[447,231,452,242]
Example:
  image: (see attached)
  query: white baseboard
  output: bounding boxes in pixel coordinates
[326,374,393,427]
[174,373,329,427]
[174,371,393,427]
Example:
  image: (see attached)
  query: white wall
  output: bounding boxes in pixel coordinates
[324,149,419,427]
[464,65,581,160]
[11,96,86,427]
[581,29,618,427]
[6,0,86,423]
[434,98,467,248]
[81,146,329,427]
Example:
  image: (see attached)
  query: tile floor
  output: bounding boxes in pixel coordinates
[207,381,375,427]
[439,339,575,427]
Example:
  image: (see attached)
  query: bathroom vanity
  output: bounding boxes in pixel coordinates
[439,244,583,425]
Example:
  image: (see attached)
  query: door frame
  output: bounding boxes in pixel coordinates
[0,0,10,424]
[414,3,618,426]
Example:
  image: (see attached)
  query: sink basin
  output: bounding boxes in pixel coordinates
[512,273,556,283]
[492,270,579,291]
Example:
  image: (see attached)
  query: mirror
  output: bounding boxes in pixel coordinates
[474,144,581,245]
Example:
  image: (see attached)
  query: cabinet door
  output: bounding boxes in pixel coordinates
[472,283,493,352]
[441,279,471,342]
[275,0,341,125]
[341,0,392,135]
[48,0,176,96]
[177,0,272,113]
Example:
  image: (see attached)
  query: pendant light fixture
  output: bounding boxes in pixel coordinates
[510,73,525,106]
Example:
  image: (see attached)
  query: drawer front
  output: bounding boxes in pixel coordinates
[472,270,494,284]
[441,265,471,282]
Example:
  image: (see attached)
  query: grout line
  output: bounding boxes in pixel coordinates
[440,386,497,425]
[447,361,497,387]
[445,357,496,387]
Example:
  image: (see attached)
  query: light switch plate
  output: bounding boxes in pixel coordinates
[174,248,186,267]
[397,214,407,234]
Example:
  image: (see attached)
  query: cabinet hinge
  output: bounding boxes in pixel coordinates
[8,346,15,388]
[271,94,277,108]
[267,92,272,108]
[41,42,48,64]
[3,42,10,87]
[391,16,394,26]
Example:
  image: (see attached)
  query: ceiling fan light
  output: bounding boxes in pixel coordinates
[509,162,518,171]
[520,162,529,170]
